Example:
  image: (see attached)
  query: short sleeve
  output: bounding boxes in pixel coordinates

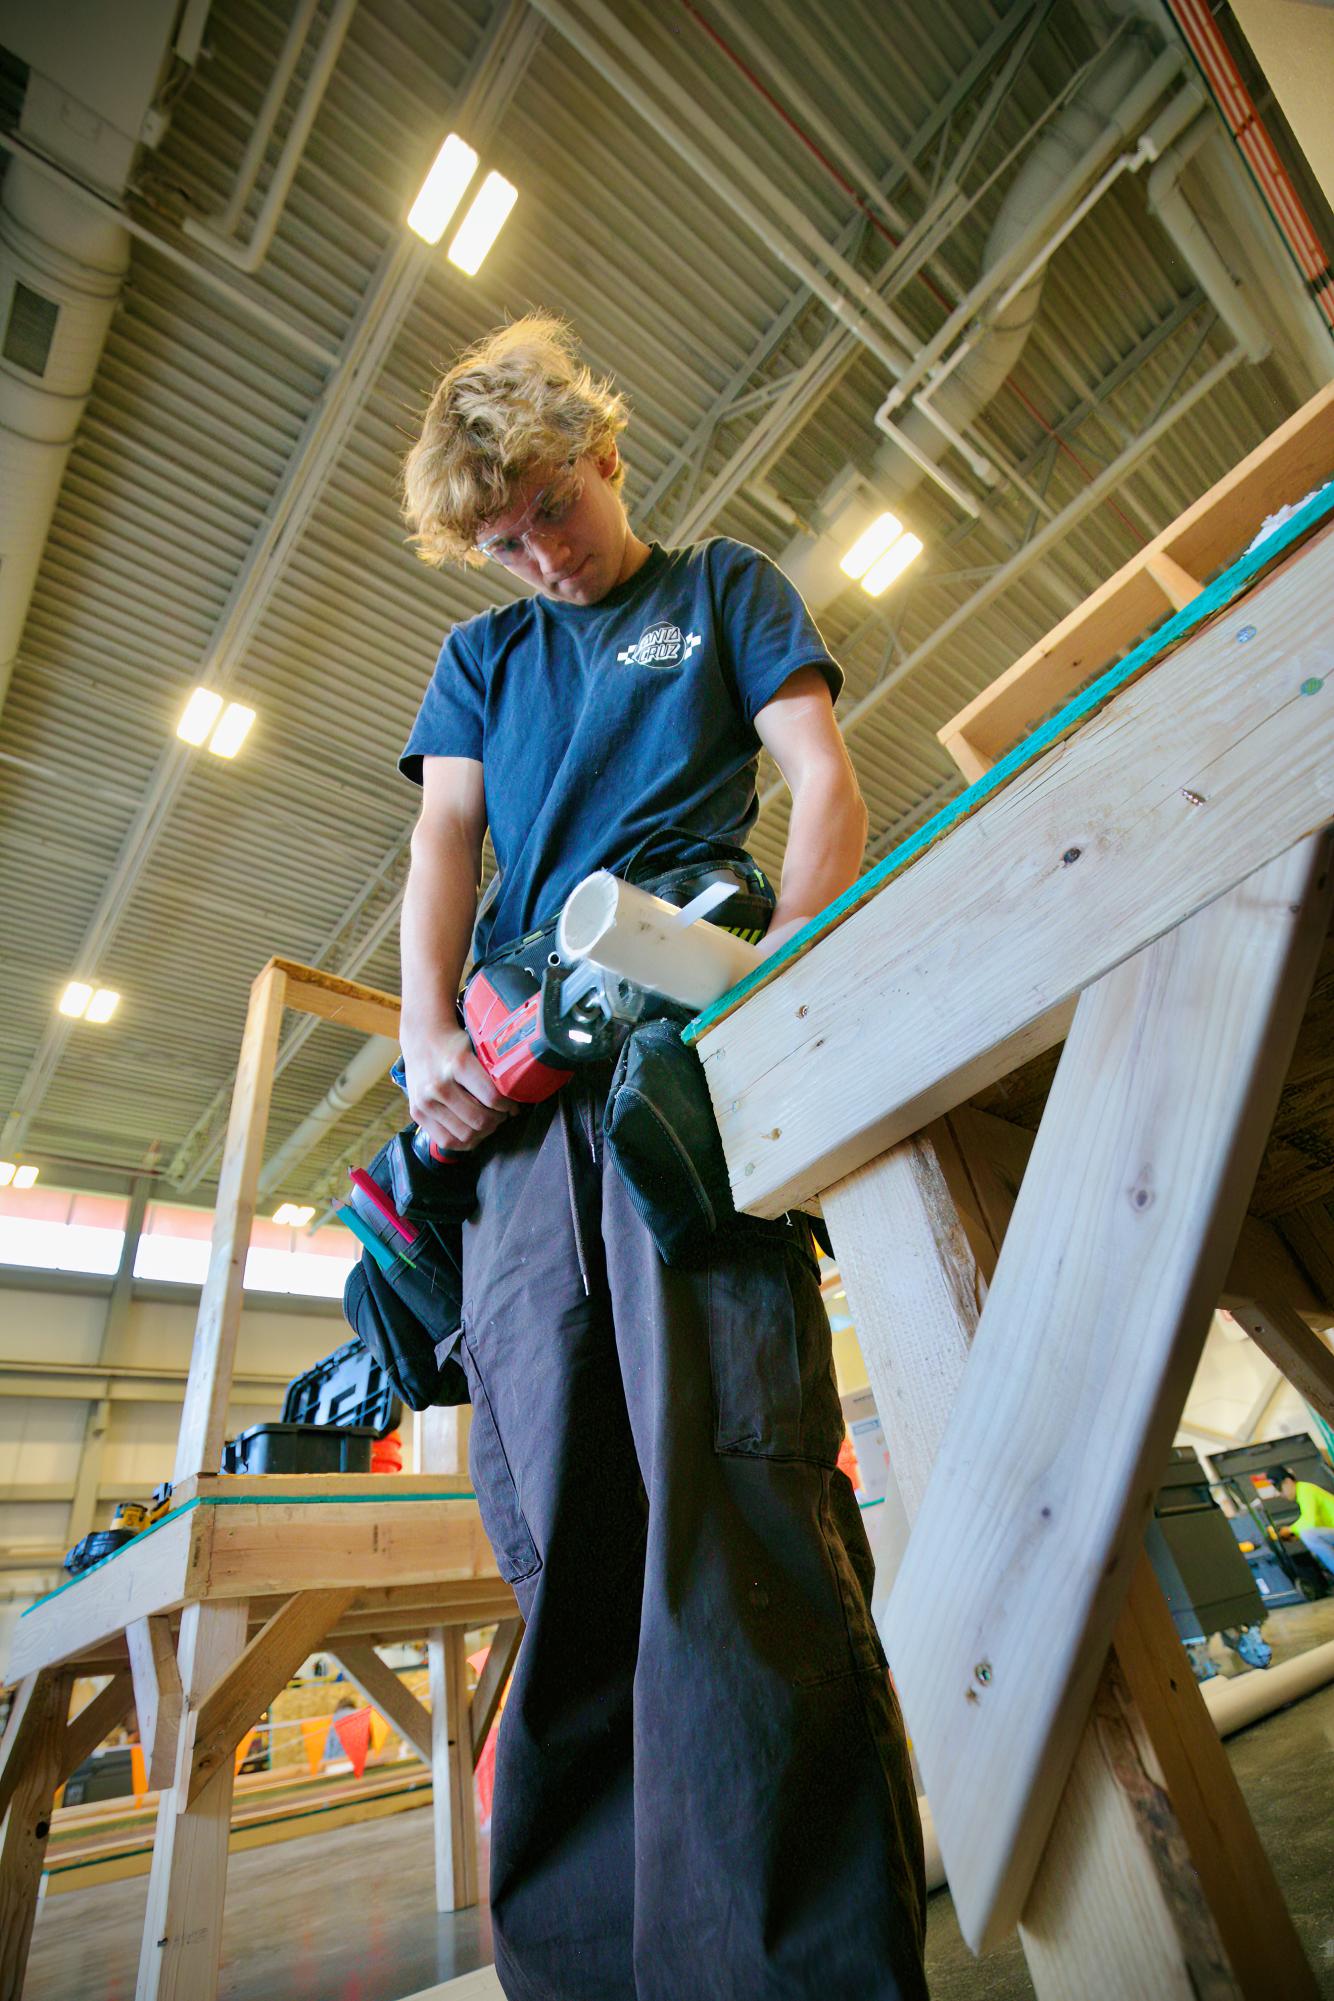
[399,628,487,784]
[712,541,844,725]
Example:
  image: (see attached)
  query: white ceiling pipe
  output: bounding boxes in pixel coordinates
[0,127,339,370]
[761,343,1245,811]
[783,39,1181,603]
[216,0,324,236]
[527,0,911,377]
[256,1032,399,1199]
[560,0,921,364]
[1147,114,1271,366]
[879,42,1186,422]
[699,0,921,232]
[183,0,359,274]
[0,163,129,719]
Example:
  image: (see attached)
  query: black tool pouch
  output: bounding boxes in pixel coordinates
[603,1016,739,1266]
[604,1016,835,1270]
[340,1136,477,1409]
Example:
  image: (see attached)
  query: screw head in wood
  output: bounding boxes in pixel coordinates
[974,1660,993,1686]
[1236,624,1256,643]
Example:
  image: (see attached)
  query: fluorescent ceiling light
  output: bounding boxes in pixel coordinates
[840,512,904,581]
[862,531,923,597]
[13,1165,38,1190]
[86,988,120,1024]
[408,133,479,244]
[208,702,255,759]
[273,1203,315,1228]
[177,687,224,746]
[59,980,94,1019]
[448,171,517,276]
[0,1162,15,1188]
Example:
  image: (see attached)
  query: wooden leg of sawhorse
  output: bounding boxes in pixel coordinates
[137,1600,248,2001]
[826,1109,1318,1997]
[0,1669,72,2001]
[429,1624,479,1912]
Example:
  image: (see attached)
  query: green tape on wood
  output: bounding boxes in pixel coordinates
[685,479,1334,1043]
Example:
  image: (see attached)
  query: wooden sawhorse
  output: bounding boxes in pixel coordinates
[692,392,1334,1994]
[0,961,522,2001]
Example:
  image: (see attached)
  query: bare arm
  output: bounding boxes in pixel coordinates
[400,756,517,1152]
[753,666,867,956]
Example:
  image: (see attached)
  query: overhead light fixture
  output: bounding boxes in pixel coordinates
[840,512,905,581]
[0,1162,15,1188]
[447,171,518,276]
[408,133,480,244]
[58,982,119,1023]
[207,702,256,759]
[176,689,256,758]
[273,1203,315,1228]
[3,1163,39,1189]
[862,530,924,598]
[176,687,224,746]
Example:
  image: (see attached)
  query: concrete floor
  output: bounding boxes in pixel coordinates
[23,1600,1334,2000]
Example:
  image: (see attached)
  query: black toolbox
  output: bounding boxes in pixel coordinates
[221,1336,403,1476]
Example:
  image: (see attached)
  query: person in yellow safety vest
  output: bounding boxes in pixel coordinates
[1270,1465,1334,1581]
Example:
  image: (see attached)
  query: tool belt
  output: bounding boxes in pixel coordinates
[343,838,792,1409]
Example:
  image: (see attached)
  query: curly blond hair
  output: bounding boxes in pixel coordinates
[402,314,628,567]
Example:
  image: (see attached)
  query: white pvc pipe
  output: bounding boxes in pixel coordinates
[557,873,760,1011]
[184,0,358,273]
[217,0,325,234]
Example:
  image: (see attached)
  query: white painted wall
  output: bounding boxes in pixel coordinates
[0,1282,349,1659]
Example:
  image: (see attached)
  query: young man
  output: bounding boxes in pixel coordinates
[1271,1465,1334,1580]
[398,316,926,2000]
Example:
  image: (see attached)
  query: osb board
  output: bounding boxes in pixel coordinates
[972,939,1334,1220]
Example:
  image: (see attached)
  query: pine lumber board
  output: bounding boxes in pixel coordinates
[824,1142,1240,1997]
[470,1617,523,1758]
[1274,1199,1334,1313]
[429,1624,478,1911]
[939,381,1334,773]
[171,1472,475,1506]
[127,1615,184,1790]
[183,1589,354,1809]
[5,1504,204,1682]
[330,1642,435,1765]
[137,1600,247,2001]
[696,519,1334,1217]
[173,959,287,1484]
[1218,1298,1334,1425]
[1106,1558,1318,1998]
[201,1499,498,1596]
[0,1669,71,2001]
[59,1669,136,1787]
[883,838,1331,1949]
[271,956,401,1039]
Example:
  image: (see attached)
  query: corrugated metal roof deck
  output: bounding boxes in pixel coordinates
[0,0,1326,1207]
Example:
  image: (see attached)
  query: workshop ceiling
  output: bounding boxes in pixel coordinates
[0,0,1329,1212]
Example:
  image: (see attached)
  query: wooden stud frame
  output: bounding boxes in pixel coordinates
[1,957,524,2001]
[699,456,1334,1991]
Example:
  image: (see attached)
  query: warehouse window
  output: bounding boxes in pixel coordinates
[0,1189,355,1297]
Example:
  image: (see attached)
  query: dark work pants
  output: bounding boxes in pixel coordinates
[459,1071,927,2001]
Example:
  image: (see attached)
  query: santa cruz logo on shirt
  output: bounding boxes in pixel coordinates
[616,622,702,669]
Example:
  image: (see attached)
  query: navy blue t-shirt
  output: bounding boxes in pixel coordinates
[400,538,842,960]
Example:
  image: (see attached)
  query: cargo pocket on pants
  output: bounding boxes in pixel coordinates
[707,1233,843,1464]
[459,1334,541,1584]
